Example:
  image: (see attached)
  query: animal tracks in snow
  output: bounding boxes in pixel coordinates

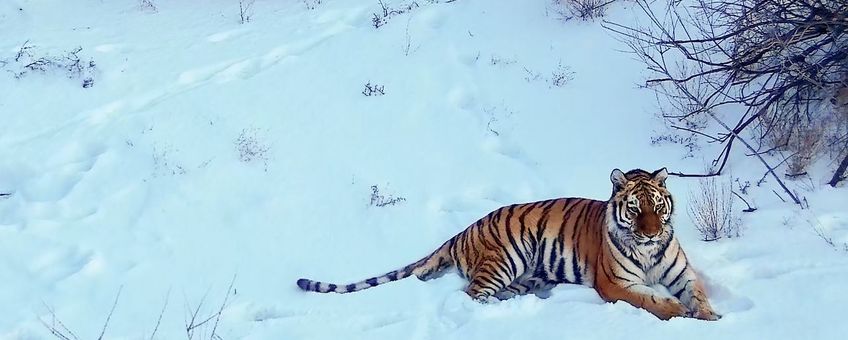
[205,28,250,43]
[125,22,350,118]
[0,140,107,232]
[27,243,94,283]
[245,303,413,335]
[705,281,755,316]
[208,21,350,81]
[8,21,354,144]
[18,142,105,203]
[20,161,90,203]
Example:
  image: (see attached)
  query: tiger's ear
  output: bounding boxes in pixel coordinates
[610,168,628,190]
[652,167,669,186]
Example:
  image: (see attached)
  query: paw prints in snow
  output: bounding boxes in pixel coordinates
[206,28,250,43]
[19,151,103,203]
[28,245,95,283]
[705,281,755,317]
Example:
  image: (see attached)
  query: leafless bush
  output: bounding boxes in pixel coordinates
[185,276,236,340]
[688,177,741,241]
[371,0,457,28]
[518,62,575,88]
[651,132,700,158]
[38,280,234,340]
[372,0,420,28]
[40,287,123,340]
[828,89,848,185]
[235,127,270,171]
[813,223,848,253]
[239,0,255,24]
[490,54,517,67]
[2,41,97,88]
[605,0,848,202]
[785,126,821,177]
[303,0,322,10]
[370,185,406,207]
[523,67,543,82]
[362,82,386,96]
[140,0,158,12]
[152,144,187,177]
[482,104,516,137]
[758,91,848,178]
[551,0,617,21]
[549,61,575,87]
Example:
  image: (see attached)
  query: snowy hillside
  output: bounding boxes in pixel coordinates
[1,0,847,339]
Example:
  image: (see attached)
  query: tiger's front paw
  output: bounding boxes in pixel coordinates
[471,294,499,304]
[692,307,721,321]
[465,289,498,304]
[655,298,689,320]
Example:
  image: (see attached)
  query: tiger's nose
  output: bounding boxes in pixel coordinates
[636,227,661,238]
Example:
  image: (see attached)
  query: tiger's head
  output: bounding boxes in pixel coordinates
[607,168,673,247]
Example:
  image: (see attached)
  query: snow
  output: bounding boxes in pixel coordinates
[1,0,847,339]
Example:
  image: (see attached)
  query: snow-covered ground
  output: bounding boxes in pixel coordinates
[1,0,847,339]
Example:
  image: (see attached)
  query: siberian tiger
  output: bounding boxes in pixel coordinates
[296,168,719,320]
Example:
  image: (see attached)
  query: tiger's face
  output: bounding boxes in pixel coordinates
[608,168,673,246]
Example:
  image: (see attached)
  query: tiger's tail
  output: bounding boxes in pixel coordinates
[296,241,455,294]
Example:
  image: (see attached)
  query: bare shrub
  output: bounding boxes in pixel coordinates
[152,144,187,177]
[523,67,543,82]
[140,0,158,12]
[371,0,457,28]
[786,127,821,177]
[757,94,848,178]
[239,0,255,24]
[303,0,322,10]
[688,177,741,241]
[606,0,848,194]
[551,0,617,21]
[40,287,123,340]
[482,104,516,137]
[362,82,386,96]
[372,0,420,28]
[490,54,517,67]
[38,280,234,340]
[370,185,406,207]
[519,62,575,88]
[828,89,848,186]
[651,132,700,159]
[185,276,236,340]
[2,41,97,88]
[235,127,270,171]
[549,61,575,88]
[813,223,848,253]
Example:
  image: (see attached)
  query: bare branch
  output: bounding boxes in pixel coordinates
[209,275,237,340]
[150,288,171,340]
[607,0,848,200]
[39,302,80,340]
[97,286,123,340]
[184,277,237,340]
[731,190,757,212]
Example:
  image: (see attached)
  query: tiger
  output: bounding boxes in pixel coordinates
[296,168,720,320]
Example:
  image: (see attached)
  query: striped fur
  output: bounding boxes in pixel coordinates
[296,168,719,320]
